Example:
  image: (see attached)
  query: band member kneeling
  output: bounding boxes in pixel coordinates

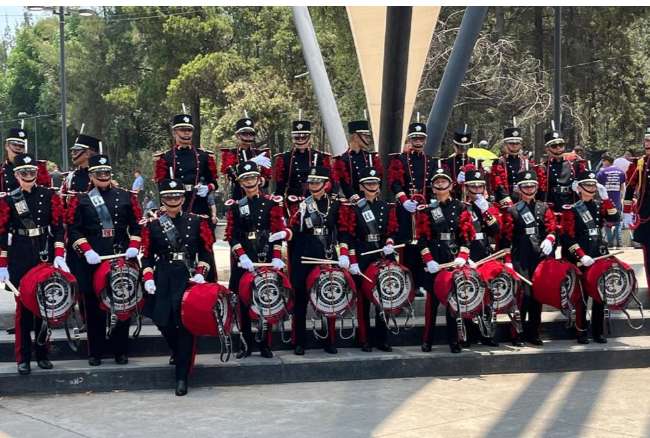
[141,178,214,396]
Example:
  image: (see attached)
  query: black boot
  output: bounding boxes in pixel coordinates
[421,343,432,352]
[37,359,53,370]
[450,343,462,354]
[593,335,608,344]
[481,337,499,347]
[88,356,102,366]
[175,380,188,396]
[376,342,392,352]
[294,345,305,356]
[115,354,128,365]
[17,362,30,375]
[259,343,274,359]
[323,344,338,354]
[169,355,176,365]
[577,334,590,344]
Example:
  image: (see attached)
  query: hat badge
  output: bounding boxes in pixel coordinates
[24,156,31,163]
[525,172,531,179]
[415,125,422,132]
[461,136,468,143]
[436,169,443,174]
[475,171,481,178]
[183,116,190,123]
[370,169,376,176]
[296,123,303,130]
[245,120,252,126]
[244,164,251,171]
[553,132,559,138]
[513,130,519,136]
[18,131,25,138]
[169,181,177,188]
[589,172,595,179]
[99,157,107,164]
[310,168,316,175]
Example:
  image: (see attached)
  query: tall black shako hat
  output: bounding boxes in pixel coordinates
[291,120,311,135]
[235,118,255,135]
[88,154,112,172]
[516,169,538,186]
[236,161,260,180]
[158,178,186,197]
[172,114,193,129]
[348,120,370,135]
[72,134,101,151]
[6,127,27,144]
[307,165,330,183]
[13,153,38,172]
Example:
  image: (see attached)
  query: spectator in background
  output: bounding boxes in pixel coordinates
[49,162,63,189]
[573,145,585,161]
[597,154,626,248]
[131,169,144,193]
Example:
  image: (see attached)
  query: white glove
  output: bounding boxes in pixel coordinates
[454,257,467,268]
[402,199,418,213]
[269,231,287,242]
[144,279,156,295]
[425,260,440,274]
[350,194,360,203]
[623,212,634,227]
[457,171,465,184]
[251,153,271,169]
[195,184,209,198]
[338,255,350,270]
[596,183,609,200]
[580,255,595,267]
[271,258,285,270]
[505,262,514,270]
[474,194,489,213]
[239,254,255,272]
[125,247,139,259]
[540,238,554,256]
[190,273,205,283]
[53,256,70,273]
[468,259,477,269]
[0,267,9,283]
[84,250,101,265]
[349,263,361,275]
[382,244,395,256]
[571,180,580,193]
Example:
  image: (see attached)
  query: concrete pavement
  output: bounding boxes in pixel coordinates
[1,369,650,437]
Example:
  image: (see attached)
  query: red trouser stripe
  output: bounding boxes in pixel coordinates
[328,317,336,345]
[356,297,368,344]
[422,290,434,344]
[14,298,23,364]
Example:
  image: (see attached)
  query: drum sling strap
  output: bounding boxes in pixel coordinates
[429,199,458,255]
[238,197,269,261]
[9,188,49,260]
[88,188,115,241]
[357,198,381,250]
[305,196,335,258]
[515,201,543,248]
[159,214,191,272]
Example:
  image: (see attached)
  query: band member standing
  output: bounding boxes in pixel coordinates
[141,178,214,396]
[416,168,473,353]
[225,161,289,359]
[287,165,346,355]
[561,171,619,344]
[220,117,272,199]
[67,154,142,366]
[332,120,383,202]
[60,134,100,195]
[499,170,557,346]
[444,125,473,199]
[153,113,218,217]
[489,126,531,208]
[387,122,438,298]
[1,128,50,192]
[340,167,398,352]
[536,129,583,210]
[0,153,67,374]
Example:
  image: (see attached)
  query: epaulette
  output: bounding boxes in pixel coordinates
[319,151,332,156]
[273,151,286,159]
[562,203,575,210]
[256,147,271,153]
[268,194,283,203]
[198,147,215,155]
[153,151,165,158]
[388,152,401,157]
[224,199,236,206]
[220,147,237,152]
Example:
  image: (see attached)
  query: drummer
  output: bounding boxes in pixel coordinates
[140,178,215,396]
[0,153,66,375]
[67,154,143,367]
[339,167,399,352]
[416,168,474,353]
[287,165,347,355]
[560,170,619,344]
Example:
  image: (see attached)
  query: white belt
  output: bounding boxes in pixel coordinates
[524,227,537,235]
[440,233,452,240]
[474,232,484,240]
[184,184,193,191]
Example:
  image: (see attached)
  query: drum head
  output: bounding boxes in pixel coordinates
[250,270,291,320]
[309,267,355,317]
[598,263,635,309]
[489,271,518,312]
[99,259,142,319]
[37,271,76,324]
[373,262,413,311]
[447,268,488,318]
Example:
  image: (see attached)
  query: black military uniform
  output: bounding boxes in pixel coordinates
[154,114,218,216]
[387,122,438,296]
[67,155,142,365]
[141,178,214,395]
[0,153,64,374]
[500,170,557,345]
[417,168,472,353]
[444,126,473,198]
[537,130,576,209]
[332,120,383,200]
[490,127,531,208]
[220,118,271,199]
[560,170,619,343]
[340,167,398,351]
[0,128,50,192]
[225,161,287,358]
[288,165,343,354]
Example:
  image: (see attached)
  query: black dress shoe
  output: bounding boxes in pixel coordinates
[6,327,15,335]
[376,343,393,352]
[511,338,525,347]
[259,345,274,358]
[577,335,590,345]
[323,344,338,354]
[421,343,432,352]
[236,348,251,359]
[461,340,471,348]
[594,335,608,344]
[527,337,544,346]
[175,380,188,397]
[361,343,373,352]
[294,345,305,356]
[115,354,128,365]
[169,355,176,365]
[481,338,499,347]
[450,343,462,354]
[37,359,53,370]
[88,356,102,366]
[17,362,30,375]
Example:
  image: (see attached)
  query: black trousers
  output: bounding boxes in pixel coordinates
[422,272,457,346]
[82,289,130,358]
[519,289,542,340]
[576,293,604,338]
[292,285,309,348]
[159,324,194,380]
[15,302,48,364]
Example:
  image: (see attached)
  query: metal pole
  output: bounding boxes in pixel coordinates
[553,6,562,130]
[425,7,487,156]
[292,6,348,156]
[34,117,38,160]
[58,7,68,171]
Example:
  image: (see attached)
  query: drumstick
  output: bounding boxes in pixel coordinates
[1,280,20,297]
[360,243,406,257]
[301,260,339,265]
[511,270,533,286]
[300,256,332,262]
[99,253,126,261]
[237,262,274,268]
[576,250,624,267]
[474,249,508,268]
[357,272,372,282]
[438,261,457,270]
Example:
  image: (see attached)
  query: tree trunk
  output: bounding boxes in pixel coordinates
[192,94,201,147]
[533,7,545,160]
[494,7,504,41]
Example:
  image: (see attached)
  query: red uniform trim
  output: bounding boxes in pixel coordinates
[273,154,285,184]
[199,218,215,252]
[207,153,218,180]
[154,155,168,183]
[458,209,476,242]
[387,157,405,188]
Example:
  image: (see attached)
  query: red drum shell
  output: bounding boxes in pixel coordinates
[361,260,414,314]
[434,266,490,318]
[305,265,356,317]
[182,282,233,337]
[92,258,143,321]
[476,260,520,314]
[583,257,636,309]
[532,258,581,310]
[19,262,78,325]
[239,267,293,323]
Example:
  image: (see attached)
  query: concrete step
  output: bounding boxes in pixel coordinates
[0,310,645,363]
[2,335,649,396]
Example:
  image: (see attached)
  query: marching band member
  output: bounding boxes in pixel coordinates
[141,178,215,396]
[560,170,619,344]
[220,117,272,199]
[225,161,289,359]
[340,167,398,352]
[67,154,142,366]
[332,119,383,202]
[417,168,474,353]
[1,127,50,192]
[499,169,557,346]
[61,133,100,195]
[489,125,531,208]
[288,165,345,355]
[153,113,218,217]
[444,125,473,199]
[0,153,65,374]
[387,122,438,298]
